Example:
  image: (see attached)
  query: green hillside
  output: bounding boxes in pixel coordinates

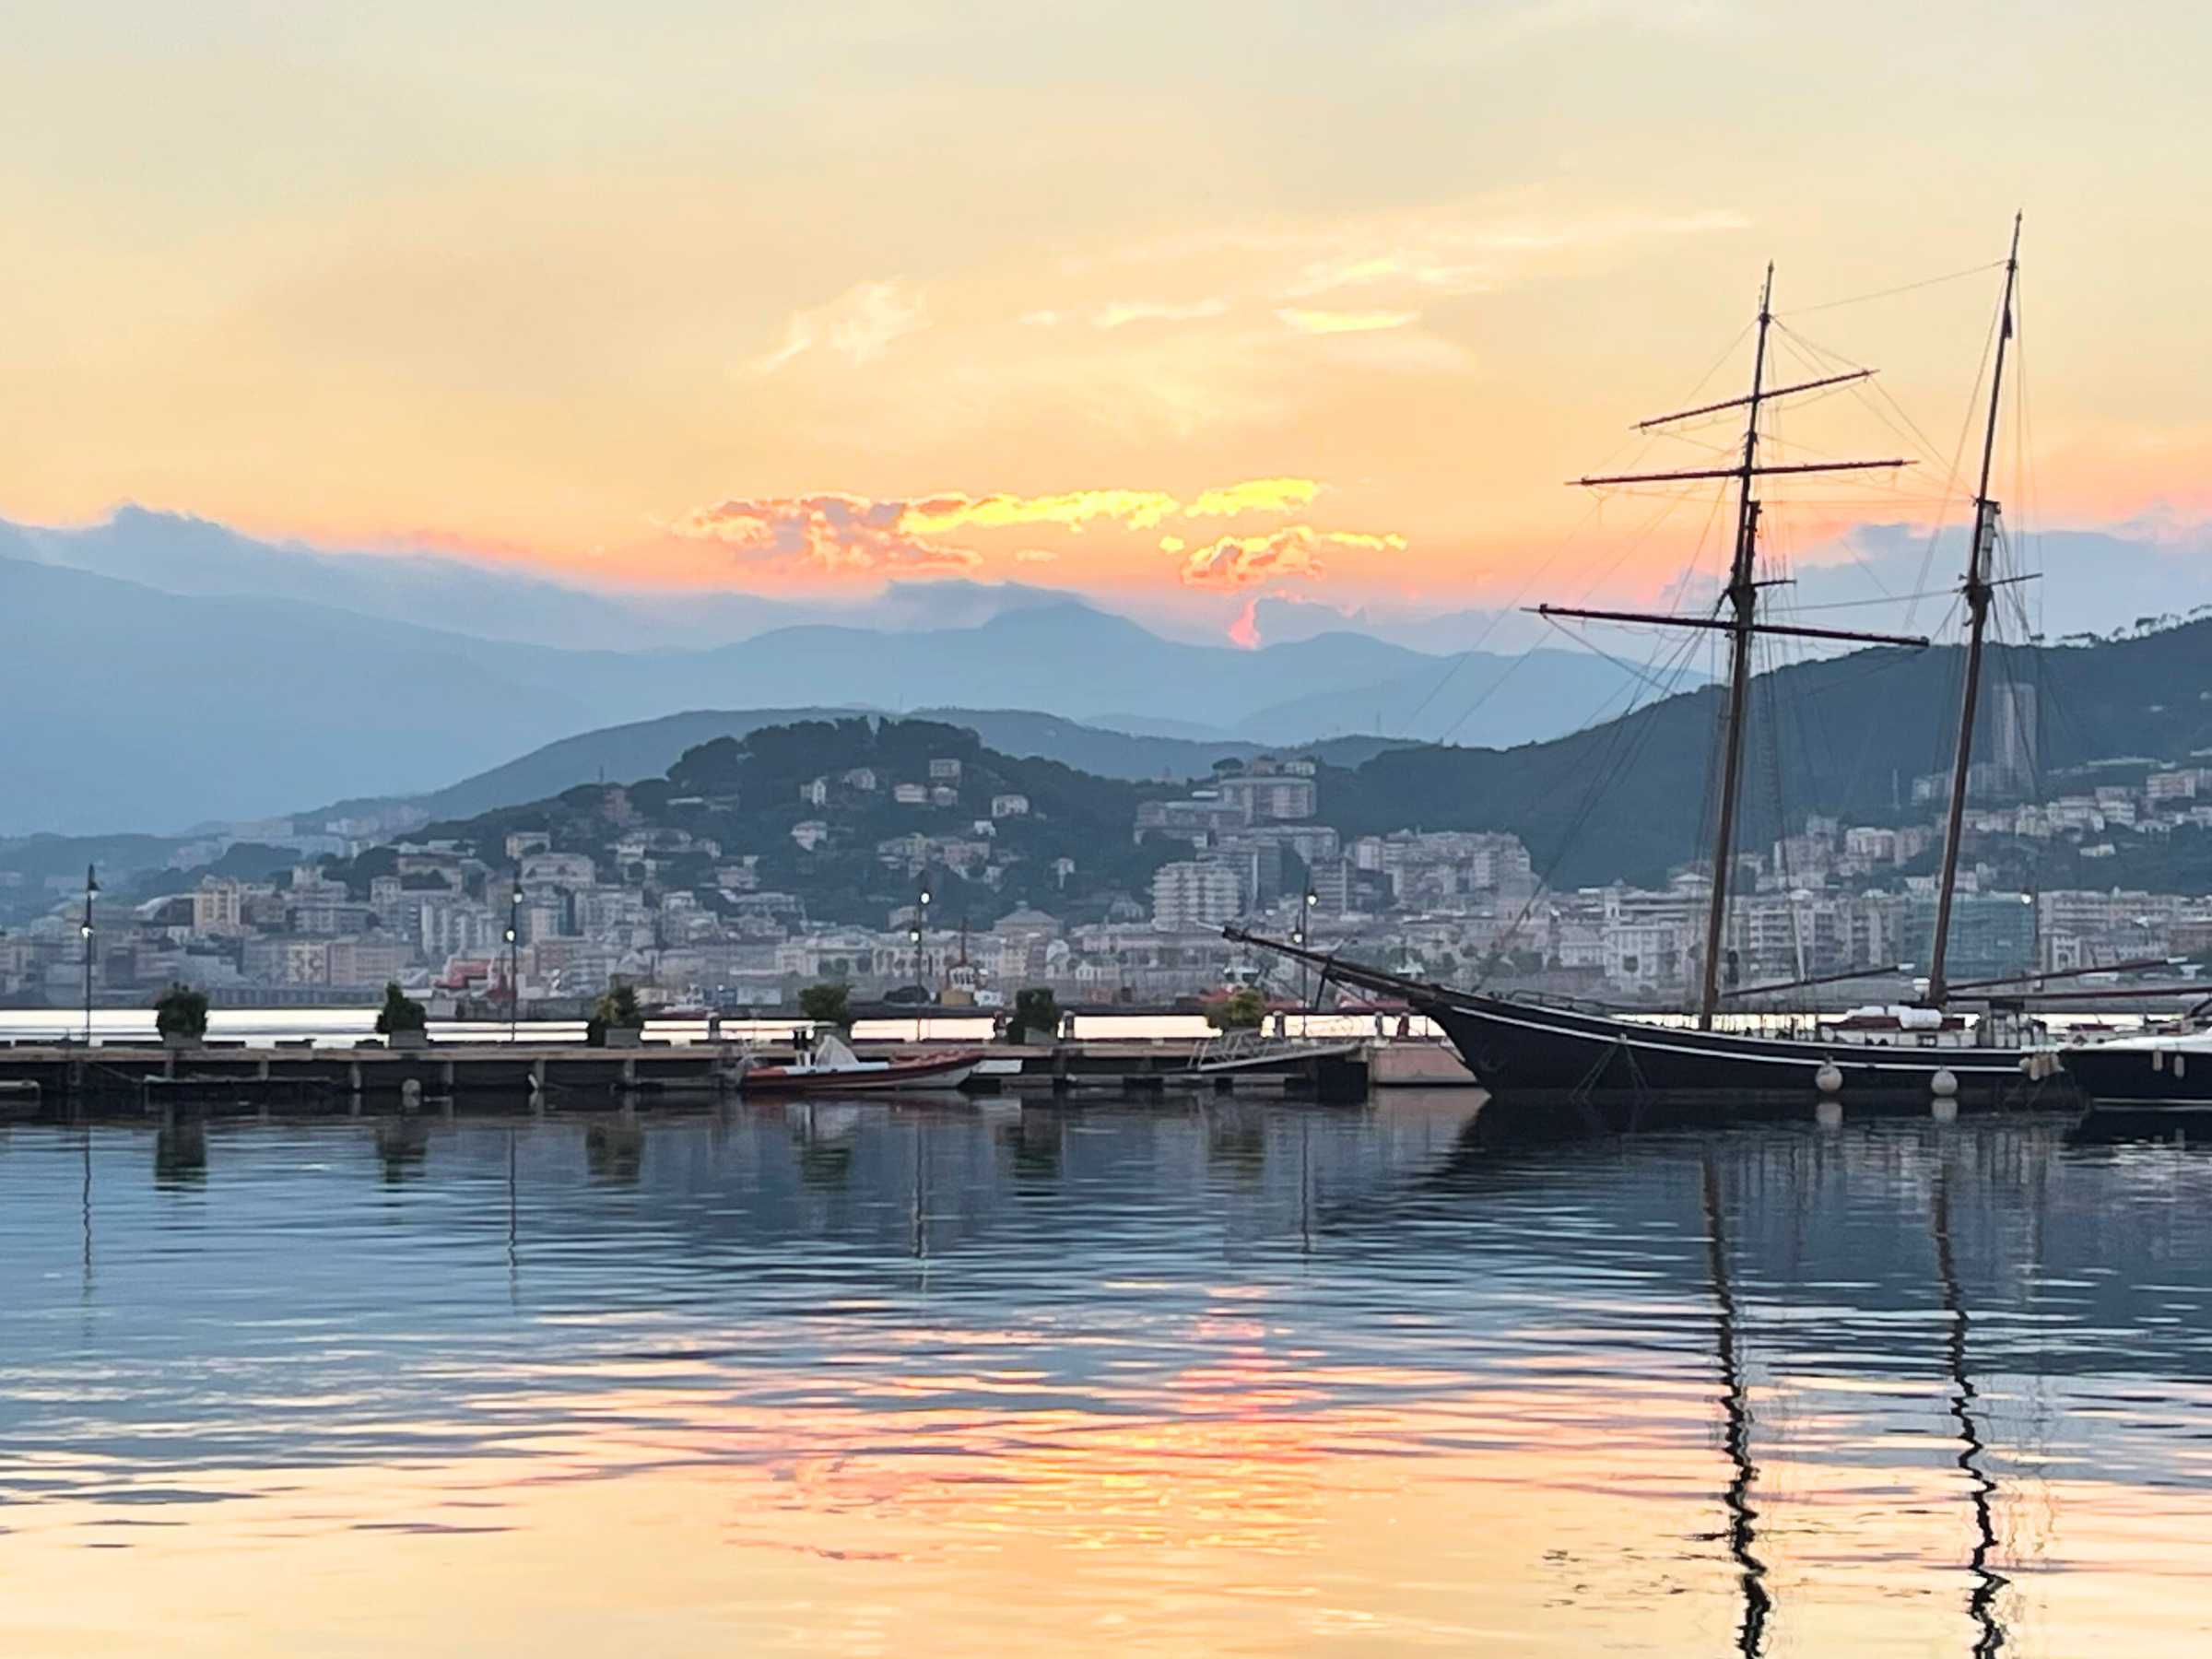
[379,717,1188,927]
[1325,619,2212,887]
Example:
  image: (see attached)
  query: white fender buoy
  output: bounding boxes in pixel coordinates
[1931,1068,1959,1100]
[1815,1062,1843,1095]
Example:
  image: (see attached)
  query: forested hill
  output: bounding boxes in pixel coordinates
[1325,618,2212,888]
[309,619,2212,918]
[386,717,1185,927]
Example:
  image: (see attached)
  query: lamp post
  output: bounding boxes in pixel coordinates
[80,863,98,1046]
[917,882,933,994]
[508,880,523,1044]
[1294,885,1319,1018]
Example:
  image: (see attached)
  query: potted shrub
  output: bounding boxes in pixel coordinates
[153,982,209,1050]
[588,981,646,1048]
[1006,986,1062,1046]
[1205,986,1267,1032]
[375,982,431,1050]
[797,982,853,1033]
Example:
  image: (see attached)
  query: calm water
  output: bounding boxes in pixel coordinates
[4,1095,2209,1656]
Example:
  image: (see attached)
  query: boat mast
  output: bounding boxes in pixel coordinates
[1695,267,1777,1030]
[1536,271,1925,1027]
[1925,217,2023,1008]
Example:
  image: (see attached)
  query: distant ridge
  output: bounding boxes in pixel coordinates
[0,550,1677,835]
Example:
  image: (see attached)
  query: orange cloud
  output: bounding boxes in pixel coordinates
[1177,524,1407,589]
[667,494,981,577]
[1186,477,1322,517]
[899,487,1182,535]
[669,479,1382,585]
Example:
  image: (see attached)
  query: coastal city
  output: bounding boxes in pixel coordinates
[17,7,2212,1653]
[6,717,2208,1015]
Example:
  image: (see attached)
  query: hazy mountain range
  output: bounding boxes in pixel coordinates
[13,502,2204,842]
[2,512,1700,835]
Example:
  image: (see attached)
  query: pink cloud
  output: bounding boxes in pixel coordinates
[1226,594,1263,648]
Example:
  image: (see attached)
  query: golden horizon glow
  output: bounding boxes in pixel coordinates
[4,2,2209,625]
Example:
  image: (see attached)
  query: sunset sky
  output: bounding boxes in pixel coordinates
[6,2,2208,634]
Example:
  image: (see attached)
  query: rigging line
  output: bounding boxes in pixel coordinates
[1662,483,1735,615]
[1781,258,2006,316]
[1433,646,1537,747]
[1478,625,1708,968]
[1785,587,1961,614]
[1897,301,2003,634]
[1668,319,1759,418]
[1450,512,1705,749]
[1531,613,1690,710]
[1765,644,1816,998]
[1418,476,1720,742]
[1773,322,1957,476]
[1647,428,1743,460]
[2012,273,2046,639]
[1394,488,1618,735]
[1581,481,1735,608]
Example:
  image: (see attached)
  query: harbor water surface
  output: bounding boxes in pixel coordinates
[5,1094,2209,1655]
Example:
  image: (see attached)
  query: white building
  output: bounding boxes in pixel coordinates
[192,877,247,938]
[1150,861,1241,931]
[1217,772,1317,822]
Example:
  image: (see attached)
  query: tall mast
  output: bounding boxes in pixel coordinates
[1536,269,1925,1024]
[1694,266,1776,1030]
[1925,217,2023,1008]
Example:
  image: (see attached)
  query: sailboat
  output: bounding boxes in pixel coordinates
[1234,222,2066,1105]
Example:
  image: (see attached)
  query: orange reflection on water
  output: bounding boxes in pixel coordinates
[9,1345,2212,1657]
[4,1350,1767,1657]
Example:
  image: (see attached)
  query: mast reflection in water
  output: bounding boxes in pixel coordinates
[5,1096,2211,1655]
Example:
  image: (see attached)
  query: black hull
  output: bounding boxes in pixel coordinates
[1421,990,2067,1108]
[2063,1043,2212,1119]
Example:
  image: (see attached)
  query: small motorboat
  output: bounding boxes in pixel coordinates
[734,1031,983,1096]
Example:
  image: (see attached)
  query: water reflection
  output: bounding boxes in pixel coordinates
[3,1098,2211,1654]
[1702,1156,1770,1656]
[1934,1167,2008,1656]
